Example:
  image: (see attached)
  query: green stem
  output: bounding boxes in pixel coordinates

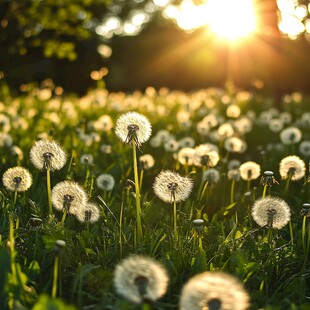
[302,216,306,254]
[13,191,18,209]
[9,213,17,278]
[262,185,267,198]
[52,255,59,298]
[132,140,143,245]
[61,209,67,225]
[46,168,52,215]
[119,201,123,258]
[285,176,291,193]
[173,197,178,241]
[141,303,151,310]
[139,169,144,192]
[289,221,294,245]
[230,179,235,204]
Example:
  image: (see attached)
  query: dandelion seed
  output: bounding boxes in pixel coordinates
[279,155,306,181]
[233,117,253,134]
[164,138,179,152]
[10,145,24,160]
[179,272,250,310]
[93,114,114,132]
[251,196,291,229]
[153,170,193,203]
[75,203,100,223]
[115,111,152,149]
[29,139,67,171]
[3,167,32,192]
[280,127,302,145]
[227,159,241,170]
[51,181,87,215]
[178,136,196,148]
[113,255,169,304]
[239,161,261,181]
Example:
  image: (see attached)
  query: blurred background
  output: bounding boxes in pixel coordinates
[1,0,310,97]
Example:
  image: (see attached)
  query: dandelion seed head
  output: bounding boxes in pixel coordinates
[179,272,250,310]
[80,154,94,165]
[75,203,100,223]
[29,139,67,171]
[299,141,310,157]
[0,132,13,147]
[218,123,234,138]
[279,155,306,181]
[51,181,87,214]
[280,127,302,145]
[239,161,261,181]
[202,168,220,184]
[178,147,196,166]
[11,145,24,160]
[194,145,220,167]
[233,117,252,134]
[228,169,241,181]
[139,154,155,170]
[96,173,115,191]
[251,196,291,229]
[224,137,247,153]
[269,118,284,133]
[115,111,152,148]
[153,170,193,203]
[100,144,112,154]
[113,255,169,304]
[2,167,32,192]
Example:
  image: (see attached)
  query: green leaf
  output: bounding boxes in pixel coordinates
[32,294,77,310]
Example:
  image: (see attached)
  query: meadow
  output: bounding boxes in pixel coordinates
[0,83,309,310]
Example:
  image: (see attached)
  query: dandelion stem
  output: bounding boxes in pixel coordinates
[230,179,235,204]
[61,209,67,225]
[9,213,17,278]
[141,302,151,310]
[173,196,178,241]
[284,176,291,193]
[302,216,307,254]
[13,190,18,209]
[132,140,143,245]
[52,255,59,298]
[289,221,294,244]
[46,168,53,215]
[262,185,267,198]
[139,169,144,192]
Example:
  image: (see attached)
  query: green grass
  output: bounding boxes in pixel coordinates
[0,85,309,309]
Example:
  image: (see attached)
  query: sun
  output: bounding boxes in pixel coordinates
[207,0,256,40]
[164,0,257,41]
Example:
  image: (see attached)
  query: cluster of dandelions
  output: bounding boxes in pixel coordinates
[251,196,291,229]
[51,180,100,223]
[113,255,250,309]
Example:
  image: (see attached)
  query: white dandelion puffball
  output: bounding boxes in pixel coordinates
[279,155,306,181]
[179,271,250,310]
[153,170,193,203]
[29,139,67,171]
[113,255,169,304]
[2,167,32,192]
[251,196,291,229]
[115,111,152,147]
[96,173,115,191]
[239,161,261,181]
[75,203,100,223]
[280,126,302,145]
[51,181,88,215]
